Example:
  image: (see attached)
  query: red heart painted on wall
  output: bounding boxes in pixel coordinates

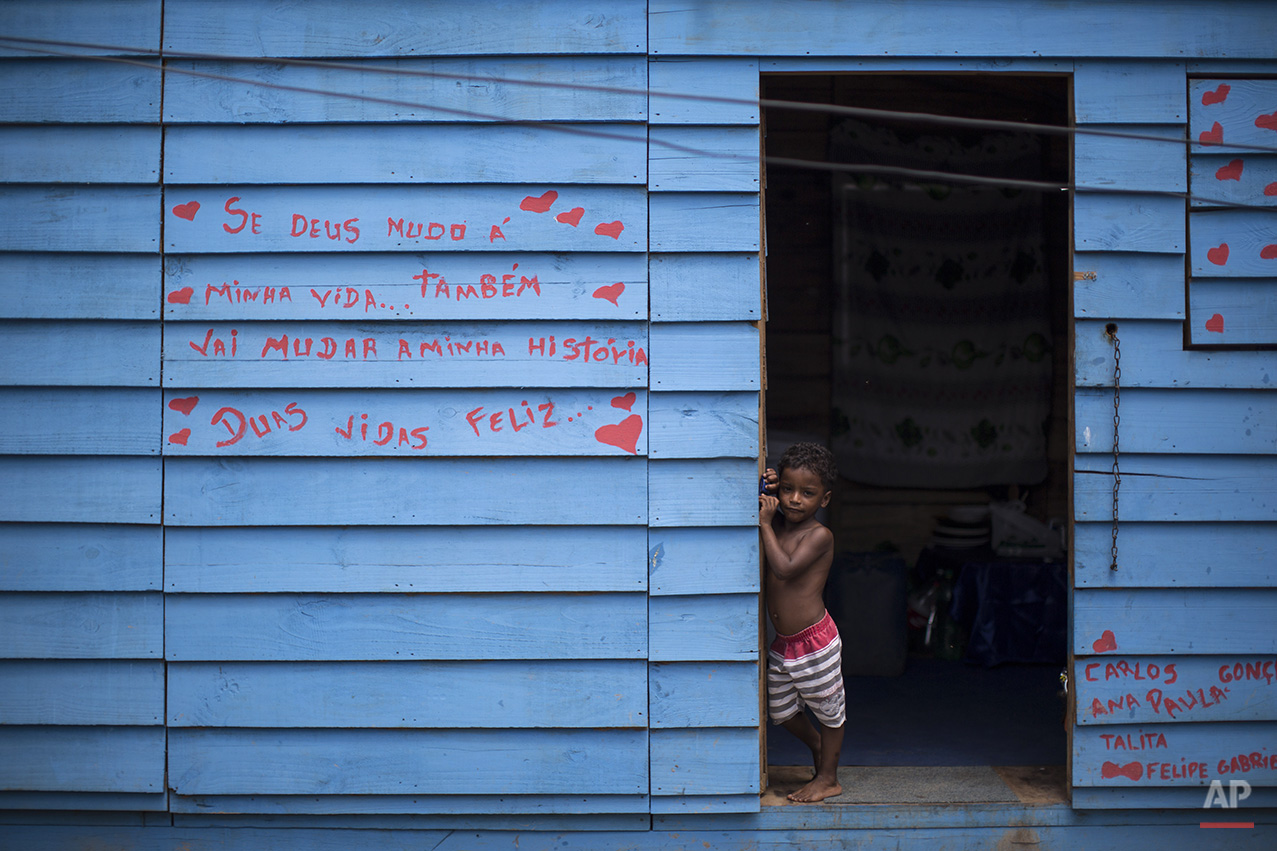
[167,287,194,304]
[594,221,625,239]
[592,282,625,305]
[1215,159,1244,181]
[1256,112,1277,132]
[611,392,636,412]
[1091,630,1118,653]
[1265,182,1277,197]
[1207,243,1230,266]
[1206,313,1225,333]
[519,190,558,213]
[167,428,191,446]
[1101,761,1144,781]
[1262,245,1277,260]
[595,414,642,455]
[1201,84,1231,106]
[1199,122,1223,145]
[556,207,584,227]
[172,201,200,221]
[168,396,199,416]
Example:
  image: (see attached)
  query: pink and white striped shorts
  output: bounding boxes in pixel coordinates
[767,610,846,727]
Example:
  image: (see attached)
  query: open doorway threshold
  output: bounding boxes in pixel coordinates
[762,765,1067,806]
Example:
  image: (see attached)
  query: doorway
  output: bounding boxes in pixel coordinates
[760,73,1072,804]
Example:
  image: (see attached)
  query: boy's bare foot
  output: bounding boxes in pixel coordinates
[788,773,842,803]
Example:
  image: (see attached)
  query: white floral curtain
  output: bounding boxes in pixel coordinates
[829,119,1052,488]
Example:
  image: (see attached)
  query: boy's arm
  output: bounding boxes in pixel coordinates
[758,498,833,581]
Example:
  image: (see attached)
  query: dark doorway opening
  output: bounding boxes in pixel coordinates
[760,73,1071,805]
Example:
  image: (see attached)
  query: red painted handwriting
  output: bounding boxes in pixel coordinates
[335,413,428,450]
[1218,750,1275,775]
[206,282,293,307]
[466,399,560,437]
[211,402,307,447]
[527,335,647,365]
[1099,731,1167,752]
[388,217,464,242]
[1084,660,1178,684]
[224,197,263,234]
[189,328,238,357]
[1219,660,1277,686]
[414,265,541,301]
[293,213,360,243]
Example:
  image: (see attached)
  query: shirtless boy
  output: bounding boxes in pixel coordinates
[759,442,844,803]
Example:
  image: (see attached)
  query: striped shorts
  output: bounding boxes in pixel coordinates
[767,610,846,728]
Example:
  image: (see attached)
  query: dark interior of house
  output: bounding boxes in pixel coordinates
[761,74,1072,799]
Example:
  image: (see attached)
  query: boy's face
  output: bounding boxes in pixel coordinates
[776,465,832,525]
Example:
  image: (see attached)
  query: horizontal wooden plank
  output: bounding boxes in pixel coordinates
[163,56,645,123]
[0,660,163,725]
[165,525,646,593]
[649,58,759,125]
[1076,522,1277,587]
[650,322,760,391]
[649,193,760,252]
[166,793,648,816]
[0,523,162,592]
[1190,210,1277,277]
[165,124,646,184]
[164,185,644,253]
[0,727,164,792]
[0,58,160,123]
[0,254,159,320]
[649,0,1277,58]
[0,388,158,454]
[0,126,159,183]
[1074,61,1187,125]
[169,728,648,795]
[164,815,649,832]
[650,253,761,321]
[649,126,760,193]
[165,592,647,661]
[649,458,759,527]
[1075,387,1277,454]
[164,457,646,526]
[648,527,760,596]
[162,321,646,388]
[649,795,759,814]
[649,593,758,662]
[1075,127,1187,193]
[164,0,646,56]
[0,186,160,252]
[1075,318,1277,388]
[649,727,760,796]
[649,662,760,728]
[1190,154,1277,208]
[165,252,645,321]
[0,791,167,812]
[161,388,647,457]
[1076,654,1277,725]
[1074,721,1277,786]
[0,592,163,659]
[0,0,160,58]
[0,321,159,387]
[1189,279,1277,346]
[0,457,161,524]
[648,391,758,459]
[1071,252,1185,319]
[1073,784,1277,809]
[1075,588,1277,655]
[1074,193,1184,253]
[1190,78,1277,152]
[168,660,646,728]
[1075,453,1277,522]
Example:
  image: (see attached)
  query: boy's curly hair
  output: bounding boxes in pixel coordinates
[777,442,838,490]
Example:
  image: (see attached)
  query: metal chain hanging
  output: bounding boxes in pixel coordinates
[1108,325,1121,570]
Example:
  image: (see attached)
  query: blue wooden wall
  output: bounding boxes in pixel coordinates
[1,0,1276,844]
